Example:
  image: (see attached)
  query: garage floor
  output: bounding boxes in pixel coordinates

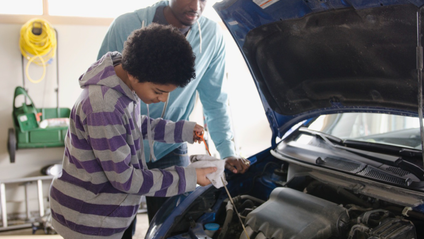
[0,213,149,239]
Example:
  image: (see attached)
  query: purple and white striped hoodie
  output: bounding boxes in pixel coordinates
[49,52,197,238]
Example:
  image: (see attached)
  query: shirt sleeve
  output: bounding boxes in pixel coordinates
[85,111,197,196]
[139,116,197,144]
[196,29,236,159]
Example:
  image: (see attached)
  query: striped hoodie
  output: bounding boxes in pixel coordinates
[49,52,197,239]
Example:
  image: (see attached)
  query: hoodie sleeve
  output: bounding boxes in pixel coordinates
[140,116,197,143]
[196,24,236,159]
[84,110,197,196]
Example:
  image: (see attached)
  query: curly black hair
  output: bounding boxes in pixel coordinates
[121,23,196,88]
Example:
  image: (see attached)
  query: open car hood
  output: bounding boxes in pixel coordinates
[214,0,424,139]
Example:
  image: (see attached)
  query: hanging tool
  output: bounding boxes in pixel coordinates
[19,18,57,84]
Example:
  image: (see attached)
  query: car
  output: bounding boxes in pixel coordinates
[145,0,424,238]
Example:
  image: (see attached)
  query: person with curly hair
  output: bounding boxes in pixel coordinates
[49,23,217,239]
[98,0,251,227]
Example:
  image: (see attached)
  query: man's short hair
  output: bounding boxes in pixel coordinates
[121,23,196,87]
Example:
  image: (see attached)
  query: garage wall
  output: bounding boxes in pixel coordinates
[0,23,108,173]
[0,20,271,217]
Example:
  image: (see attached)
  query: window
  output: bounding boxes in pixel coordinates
[47,0,159,18]
[0,0,158,18]
[0,0,43,15]
[0,0,222,25]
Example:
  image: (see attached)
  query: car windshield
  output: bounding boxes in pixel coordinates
[307,113,422,150]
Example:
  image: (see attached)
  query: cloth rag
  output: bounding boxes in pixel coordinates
[187,154,227,188]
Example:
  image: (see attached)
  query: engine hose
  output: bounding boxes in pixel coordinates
[240,200,255,210]
[385,205,424,221]
[306,181,372,208]
[217,200,234,239]
[19,18,57,84]
[347,224,370,239]
[237,195,266,204]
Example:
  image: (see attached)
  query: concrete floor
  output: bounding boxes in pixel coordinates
[0,213,149,239]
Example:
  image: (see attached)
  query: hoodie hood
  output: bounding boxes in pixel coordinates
[79,52,137,103]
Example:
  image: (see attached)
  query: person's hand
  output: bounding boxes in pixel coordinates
[193,124,204,143]
[225,156,250,174]
[195,167,217,186]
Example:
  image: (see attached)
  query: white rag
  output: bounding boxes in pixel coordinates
[187,154,227,188]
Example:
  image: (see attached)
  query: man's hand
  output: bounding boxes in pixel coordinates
[195,167,217,186]
[225,156,250,174]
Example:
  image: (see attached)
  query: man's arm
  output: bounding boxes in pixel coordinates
[196,30,234,158]
[196,24,250,174]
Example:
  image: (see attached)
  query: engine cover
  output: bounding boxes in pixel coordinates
[241,187,349,239]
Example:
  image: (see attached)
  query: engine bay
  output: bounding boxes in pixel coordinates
[224,184,420,239]
[163,151,424,239]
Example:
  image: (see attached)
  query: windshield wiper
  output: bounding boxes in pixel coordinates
[299,127,424,181]
[298,127,344,146]
[344,139,423,159]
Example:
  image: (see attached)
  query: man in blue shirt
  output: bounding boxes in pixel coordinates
[98,0,250,229]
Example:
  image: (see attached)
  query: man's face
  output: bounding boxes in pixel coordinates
[169,0,207,27]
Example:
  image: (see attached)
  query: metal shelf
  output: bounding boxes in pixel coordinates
[0,175,54,231]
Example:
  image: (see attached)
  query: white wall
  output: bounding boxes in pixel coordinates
[0,23,110,220]
[0,17,271,218]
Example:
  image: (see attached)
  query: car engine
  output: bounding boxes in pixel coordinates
[203,156,423,239]
[215,181,420,239]
[161,153,423,239]
[231,187,417,239]
[241,187,349,239]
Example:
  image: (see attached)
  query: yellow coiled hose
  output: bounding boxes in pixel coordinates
[19,18,57,83]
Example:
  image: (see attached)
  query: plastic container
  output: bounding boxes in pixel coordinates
[39,118,69,128]
[204,223,220,238]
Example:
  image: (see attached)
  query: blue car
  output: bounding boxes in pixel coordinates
[146,0,424,238]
